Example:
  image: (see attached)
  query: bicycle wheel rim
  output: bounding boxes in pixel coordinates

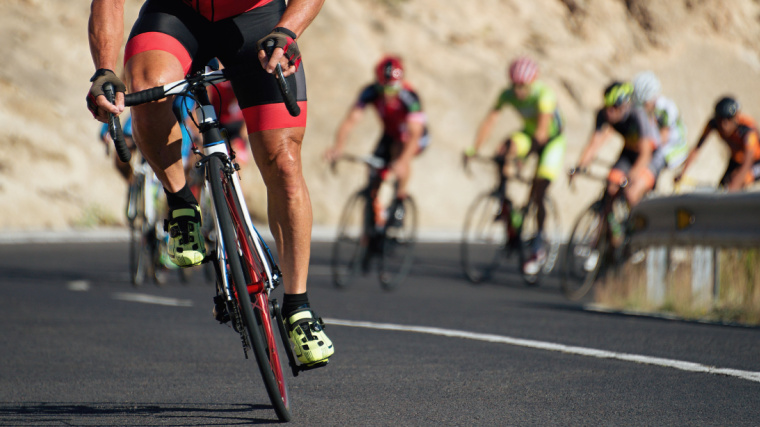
[378,196,417,290]
[561,205,607,301]
[129,182,148,286]
[461,192,507,283]
[331,192,368,288]
[207,156,291,421]
[518,197,561,286]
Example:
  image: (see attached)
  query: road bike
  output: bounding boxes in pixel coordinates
[104,59,312,422]
[560,168,631,301]
[331,154,418,291]
[125,153,172,286]
[460,154,560,285]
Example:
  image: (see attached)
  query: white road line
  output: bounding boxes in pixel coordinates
[325,318,760,384]
[112,292,193,307]
[67,280,91,292]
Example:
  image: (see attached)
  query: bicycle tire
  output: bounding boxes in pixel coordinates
[378,196,417,290]
[128,179,149,287]
[207,156,291,422]
[518,196,562,286]
[331,191,369,288]
[460,191,510,283]
[561,203,608,301]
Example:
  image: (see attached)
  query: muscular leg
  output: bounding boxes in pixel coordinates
[125,50,188,193]
[530,178,550,232]
[249,127,311,295]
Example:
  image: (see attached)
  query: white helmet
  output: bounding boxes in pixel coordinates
[632,71,661,105]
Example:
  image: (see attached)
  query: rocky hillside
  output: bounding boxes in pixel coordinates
[2,0,760,231]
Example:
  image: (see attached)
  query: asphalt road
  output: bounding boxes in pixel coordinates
[0,239,758,426]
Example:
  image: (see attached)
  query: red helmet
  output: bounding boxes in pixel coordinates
[508,56,538,85]
[375,56,404,85]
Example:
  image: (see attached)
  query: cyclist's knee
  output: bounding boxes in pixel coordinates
[126,50,185,93]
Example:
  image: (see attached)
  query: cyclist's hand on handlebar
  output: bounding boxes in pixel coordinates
[462,146,477,169]
[257,27,301,77]
[86,69,125,123]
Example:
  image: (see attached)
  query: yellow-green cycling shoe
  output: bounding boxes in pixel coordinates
[286,308,334,366]
[166,205,205,267]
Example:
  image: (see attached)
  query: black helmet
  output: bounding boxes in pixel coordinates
[714,96,740,119]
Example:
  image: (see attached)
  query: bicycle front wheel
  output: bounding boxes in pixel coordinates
[518,196,561,286]
[331,191,369,289]
[461,192,509,283]
[207,156,291,422]
[378,196,417,291]
[561,203,607,301]
[128,179,149,287]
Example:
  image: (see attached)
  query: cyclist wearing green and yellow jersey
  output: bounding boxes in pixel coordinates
[466,56,566,274]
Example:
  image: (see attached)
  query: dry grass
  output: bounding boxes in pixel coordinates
[594,247,760,325]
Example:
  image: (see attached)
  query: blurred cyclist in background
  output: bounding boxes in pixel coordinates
[466,56,567,274]
[572,81,661,248]
[100,114,135,183]
[325,55,429,202]
[632,71,689,177]
[676,96,760,191]
[208,79,251,166]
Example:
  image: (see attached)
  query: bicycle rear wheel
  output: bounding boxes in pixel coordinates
[207,156,291,422]
[518,196,561,286]
[378,196,417,290]
[461,192,510,283]
[331,191,370,288]
[561,203,607,301]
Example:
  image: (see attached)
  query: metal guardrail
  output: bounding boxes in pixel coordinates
[624,191,760,309]
[629,192,760,248]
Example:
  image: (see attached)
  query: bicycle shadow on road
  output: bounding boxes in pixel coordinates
[0,402,282,426]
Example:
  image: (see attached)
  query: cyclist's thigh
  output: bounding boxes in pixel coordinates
[536,134,567,181]
[608,150,635,193]
[509,131,532,159]
[217,0,307,133]
[124,0,209,79]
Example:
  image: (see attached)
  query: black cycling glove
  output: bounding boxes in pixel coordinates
[257,27,301,70]
[86,68,126,118]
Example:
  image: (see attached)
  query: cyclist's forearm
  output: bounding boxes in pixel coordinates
[577,132,604,168]
[473,111,498,151]
[276,0,325,37]
[88,0,126,71]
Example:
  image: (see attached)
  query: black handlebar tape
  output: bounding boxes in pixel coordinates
[275,64,300,117]
[124,87,166,107]
[103,83,131,163]
[264,39,300,117]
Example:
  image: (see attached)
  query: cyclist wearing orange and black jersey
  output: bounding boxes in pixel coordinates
[575,81,662,208]
[676,97,760,191]
[325,56,428,200]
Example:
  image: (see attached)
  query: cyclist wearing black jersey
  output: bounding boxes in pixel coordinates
[86,0,332,367]
[574,81,662,207]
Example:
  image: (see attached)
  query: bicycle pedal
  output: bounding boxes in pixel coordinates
[201,251,217,264]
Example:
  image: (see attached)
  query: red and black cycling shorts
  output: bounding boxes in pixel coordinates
[124,0,306,133]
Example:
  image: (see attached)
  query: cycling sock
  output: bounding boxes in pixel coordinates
[282,292,310,319]
[165,184,197,211]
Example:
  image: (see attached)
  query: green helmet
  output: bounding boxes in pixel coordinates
[603,81,634,107]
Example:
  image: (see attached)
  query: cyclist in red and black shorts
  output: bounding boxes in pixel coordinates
[325,55,429,201]
[86,0,332,367]
[676,96,760,192]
